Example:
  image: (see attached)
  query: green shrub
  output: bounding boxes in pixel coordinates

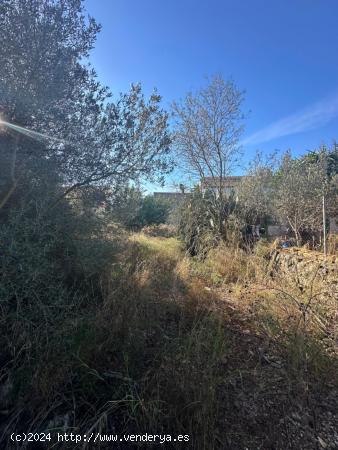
[132,195,171,228]
[141,223,177,238]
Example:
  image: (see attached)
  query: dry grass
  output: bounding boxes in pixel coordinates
[141,223,177,238]
[131,232,183,260]
[1,232,338,449]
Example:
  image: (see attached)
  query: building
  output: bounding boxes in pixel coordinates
[200,176,243,197]
[154,177,338,237]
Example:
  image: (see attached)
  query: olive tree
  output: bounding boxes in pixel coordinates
[274,150,336,246]
[237,148,337,246]
[0,0,172,212]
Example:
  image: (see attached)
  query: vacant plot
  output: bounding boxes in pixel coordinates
[1,232,337,449]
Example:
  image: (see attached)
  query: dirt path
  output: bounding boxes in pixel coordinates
[131,233,338,449]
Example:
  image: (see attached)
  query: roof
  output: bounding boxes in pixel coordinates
[201,176,244,187]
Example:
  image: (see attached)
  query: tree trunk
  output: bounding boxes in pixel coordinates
[294,229,302,247]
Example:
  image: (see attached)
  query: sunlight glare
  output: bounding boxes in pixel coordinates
[0,118,67,144]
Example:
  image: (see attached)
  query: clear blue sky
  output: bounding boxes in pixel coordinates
[85,0,338,189]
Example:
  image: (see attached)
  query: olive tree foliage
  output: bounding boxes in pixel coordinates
[172,75,245,234]
[109,186,170,229]
[60,85,173,197]
[0,0,172,212]
[0,1,173,438]
[108,185,144,228]
[0,0,99,208]
[237,147,337,246]
[0,0,173,385]
[274,149,337,246]
[304,144,338,178]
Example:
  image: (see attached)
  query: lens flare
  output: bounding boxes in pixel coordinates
[0,118,67,144]
[0,115,5,133]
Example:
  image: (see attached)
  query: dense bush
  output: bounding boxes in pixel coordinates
[134,195,171,227]
[0,0,172,442]
[178,188,227,257]
[111,189,171,229]
[0,174,121,407]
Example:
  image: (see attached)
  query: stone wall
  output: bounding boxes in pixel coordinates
[268,248,337,288]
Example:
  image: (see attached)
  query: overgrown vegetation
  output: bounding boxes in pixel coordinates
[1,1,338,449]
[111,188,171,229]
[2,228,337,448]
[177,147,338,256]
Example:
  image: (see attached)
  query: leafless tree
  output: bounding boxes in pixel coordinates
[172,74,245,233]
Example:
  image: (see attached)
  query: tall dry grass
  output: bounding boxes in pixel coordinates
[0,233,229,448]
[203,241,338,386]
[1,231,337,449]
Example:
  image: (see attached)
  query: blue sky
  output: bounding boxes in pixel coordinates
[85,0,338,190]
